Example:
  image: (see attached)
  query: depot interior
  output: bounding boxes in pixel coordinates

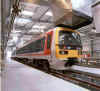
[0,0,100,90]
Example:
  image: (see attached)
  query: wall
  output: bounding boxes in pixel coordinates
[93,37,100,57]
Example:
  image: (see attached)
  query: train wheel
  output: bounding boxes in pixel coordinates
[38,60,44,68]
[24,58,28,64]
[43,61,50,71]
[61,70,66,74]
[33,59,36,65]
[34,60,38,66]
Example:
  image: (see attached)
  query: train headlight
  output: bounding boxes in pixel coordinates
[59,51,68,55]
[59,51,64,54]
[67,46,71,49]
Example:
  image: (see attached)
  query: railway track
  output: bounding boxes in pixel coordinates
[15,59,100,91]
[50,70,100,91]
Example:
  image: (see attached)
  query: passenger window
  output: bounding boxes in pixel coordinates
[47,34,51,49]
[16,37,45,54]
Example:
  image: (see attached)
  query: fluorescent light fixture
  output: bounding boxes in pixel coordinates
[21,10,34,16]
[13,36,18,42]
[12,31,21,33]
[45,11,53,16]
[41,29,44,33]
[91,29,96,33]
[15,18,31,25]
[33,25,46,28]
[30,29,39,32]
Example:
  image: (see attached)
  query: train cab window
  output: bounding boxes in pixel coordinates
[59,31,81,46]
[47,34,51,49]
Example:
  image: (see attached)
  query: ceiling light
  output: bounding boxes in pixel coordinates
[45,11,53,16]
[21,10,34,16]
[91,29,96,33]
[13,36,18,42]
[33,25,46,28]
[12,31,22,33]
[15,18,31,25]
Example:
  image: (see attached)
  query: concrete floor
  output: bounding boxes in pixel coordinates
[1,58,90,91]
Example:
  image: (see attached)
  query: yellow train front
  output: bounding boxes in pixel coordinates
[50,27,82,70]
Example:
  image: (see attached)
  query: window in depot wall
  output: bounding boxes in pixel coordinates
[47,34,51,49]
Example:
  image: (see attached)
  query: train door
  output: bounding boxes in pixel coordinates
[45,31,53,55]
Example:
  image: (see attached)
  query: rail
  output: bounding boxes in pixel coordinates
[50,70,100,91]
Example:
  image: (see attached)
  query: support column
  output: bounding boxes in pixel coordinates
[92,1,100,58]
[1,0,11,59]
[92,1,100,33]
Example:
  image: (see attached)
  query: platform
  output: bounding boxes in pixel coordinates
[72,65,100,76]
[1,58,90,91]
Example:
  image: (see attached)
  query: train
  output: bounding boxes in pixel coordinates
[12,27,82,70]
